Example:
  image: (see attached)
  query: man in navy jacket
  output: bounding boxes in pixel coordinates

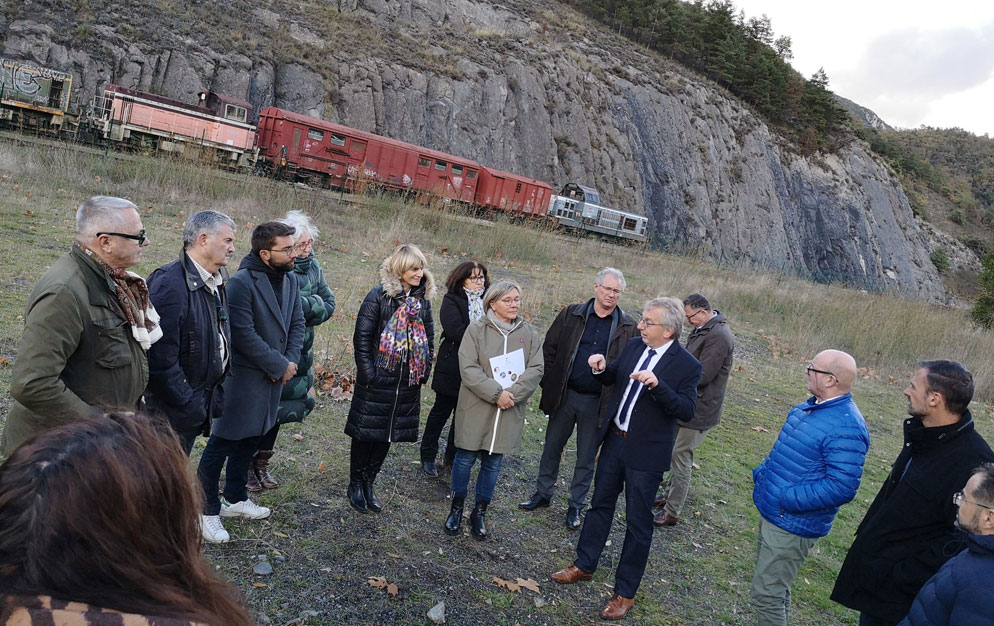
[751,349,869,626]
[898,462,994,626]
[551,296,701,621]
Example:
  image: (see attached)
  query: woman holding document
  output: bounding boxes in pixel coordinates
[443,279,543,540]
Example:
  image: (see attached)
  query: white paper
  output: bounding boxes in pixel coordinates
[490,348,525,389]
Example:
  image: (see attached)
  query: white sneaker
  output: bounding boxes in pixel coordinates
[202,515,230,543]
[220,497,271,520]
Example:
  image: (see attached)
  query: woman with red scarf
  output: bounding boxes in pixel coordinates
[345,244,435,513]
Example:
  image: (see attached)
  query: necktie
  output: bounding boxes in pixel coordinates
[617,348,656,430]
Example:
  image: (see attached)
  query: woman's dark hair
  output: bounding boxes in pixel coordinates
[445,260,490,293]
[0,413,251,625]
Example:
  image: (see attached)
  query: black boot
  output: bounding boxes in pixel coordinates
[363,470,382,513]
[347,465,367,513]
[444,495,465,536]
[470,500,490,541]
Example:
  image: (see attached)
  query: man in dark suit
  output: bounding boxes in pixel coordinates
[551,296,701,620]
[196,221,304,543]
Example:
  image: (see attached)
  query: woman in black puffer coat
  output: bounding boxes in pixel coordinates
[345,244,435,513]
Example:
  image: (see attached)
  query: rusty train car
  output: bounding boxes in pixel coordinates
[0,56,74,132]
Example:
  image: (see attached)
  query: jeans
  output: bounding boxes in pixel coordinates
[451,447,504,502]
[197,434,263,515]
[421,392,457,465]
[534,389,602,510]
[749,517,819,626]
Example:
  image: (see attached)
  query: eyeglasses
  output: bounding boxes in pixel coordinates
[596,284,622,296]
[806,364,835,377]
[295,240,313,251]
[269,246,296,256]
[636,316,663,328]
[467,274,486,282]
[954,491,993,509]
[97,228,147,245]
[685,309,705,322]
[498,297,521,305]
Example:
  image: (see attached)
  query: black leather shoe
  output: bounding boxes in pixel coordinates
[422,461,438,477]
[347,481,367,513]
[518,493,551,511]
[566,506,582,530]
[444,496,465,535]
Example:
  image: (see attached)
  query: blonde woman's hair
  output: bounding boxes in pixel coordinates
[384,243,427,277]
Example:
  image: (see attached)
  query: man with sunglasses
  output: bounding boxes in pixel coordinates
[4,196,156,454]
[898,462,994,625]
[145,211,236,457]
[832,360,994,626]
[750,349,869,626]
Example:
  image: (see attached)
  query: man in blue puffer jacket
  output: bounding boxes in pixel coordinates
[750,349,870,626]
[897,462,994,626]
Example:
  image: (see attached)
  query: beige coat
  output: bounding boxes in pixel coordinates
[454,314,543,455]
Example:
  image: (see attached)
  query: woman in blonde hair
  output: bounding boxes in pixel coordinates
[345,244,435,513]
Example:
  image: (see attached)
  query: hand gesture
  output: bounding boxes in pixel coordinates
[280,361,298,384]
[630,370,658,389]
[588,354,606,372]
[497,390,516,410]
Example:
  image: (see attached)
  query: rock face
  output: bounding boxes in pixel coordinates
[0,1,958,300]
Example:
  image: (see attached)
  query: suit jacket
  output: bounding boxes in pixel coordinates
[593,336,701,472]
[214,254,304,440]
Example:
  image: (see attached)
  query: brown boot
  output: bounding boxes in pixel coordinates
[255,450,279,489]
[246,454,263,493]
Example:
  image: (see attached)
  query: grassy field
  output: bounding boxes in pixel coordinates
[1,140,993,625]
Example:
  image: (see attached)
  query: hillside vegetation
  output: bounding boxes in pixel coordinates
[2,140,994,624]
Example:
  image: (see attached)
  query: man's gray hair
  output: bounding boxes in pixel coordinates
[596,267,626,290]
[75,196,138,239]
[182,210,236,249]
[280,210,319,242]
[644,296,684,341]
[483,279,522,313]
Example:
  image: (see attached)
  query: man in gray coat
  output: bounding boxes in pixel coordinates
[653,293,734,527]
[197,221,304,543]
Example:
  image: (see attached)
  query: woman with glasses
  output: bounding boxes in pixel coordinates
[443,280,543,540]
[246,211,336,493]
[345,244,435,513]
[420,260,490,477]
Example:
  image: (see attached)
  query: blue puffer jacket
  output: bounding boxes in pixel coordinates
[897,532,994,626]
[752,393,870,538]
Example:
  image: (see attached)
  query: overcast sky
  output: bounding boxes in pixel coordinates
[733,0,994,136]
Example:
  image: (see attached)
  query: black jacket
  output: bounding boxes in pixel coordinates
[345,265,436,442]
[430,287,471,398]
[831,412,994,622]
[145,251,230,433]
[538,299,637,418]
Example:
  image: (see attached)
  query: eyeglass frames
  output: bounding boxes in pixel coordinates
[97,228,147,245]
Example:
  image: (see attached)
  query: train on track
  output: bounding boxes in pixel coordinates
[1,56,649,243]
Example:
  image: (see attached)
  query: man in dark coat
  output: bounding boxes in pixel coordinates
[146,210,236,455]
[551,297,701,621]
[832,360,994,626]
[519,268,637,529]
[654,293,734,527]
[4,196,154,454]
[898,462,994,626]
[196,222,304,543]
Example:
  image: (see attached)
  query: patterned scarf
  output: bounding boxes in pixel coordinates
[81,245,162,350]
[465,287,485,322]
[376,296,429,385]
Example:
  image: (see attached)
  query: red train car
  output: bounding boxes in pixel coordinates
[476,167,553,216]
[255,107,480,203]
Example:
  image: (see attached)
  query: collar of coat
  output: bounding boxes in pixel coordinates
[181,250,230,292]
[903,410,976,448]
[573,298,631,325]
[691,310,727,335]
[798,393,853,413]
[966,530,994,557]
[378,260,436,300]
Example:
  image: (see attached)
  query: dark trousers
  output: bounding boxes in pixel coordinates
[349,439,391,482]
[258,423,280,451]
[177,427,201,456]
[859,613,898,626]
[197,434,263,515]
[574,429,665,599]
[421,392,457,465]
[535,389,602,509]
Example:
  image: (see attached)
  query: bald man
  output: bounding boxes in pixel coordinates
[749,350,870,626]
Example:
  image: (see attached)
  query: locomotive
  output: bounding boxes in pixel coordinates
[0,57,649,243]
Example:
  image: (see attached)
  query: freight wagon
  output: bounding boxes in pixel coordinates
[0,56,74,132]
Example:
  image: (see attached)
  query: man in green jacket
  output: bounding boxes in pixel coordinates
[3,196,155,455]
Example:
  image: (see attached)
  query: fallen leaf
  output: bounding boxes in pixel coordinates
[273,531,289,538]
[493,576,521,593]
[750,426,770,433]
[252,582,268,588]
[386,552,400,559]
[386,583,399,596]
[25,210,34,216]
[367,576,388,590]
[517,578,540,593]
[317,461,327,472]
[293,433,304,441]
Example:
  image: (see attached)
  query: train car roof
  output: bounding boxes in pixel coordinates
[259,107,481,167]
[104,84,216,116]
[481,166,554,189]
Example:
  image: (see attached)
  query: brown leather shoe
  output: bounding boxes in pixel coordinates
[653,511,678,527]
[652,495,667,510]
[601,593,635,620]
[551,564,593,584]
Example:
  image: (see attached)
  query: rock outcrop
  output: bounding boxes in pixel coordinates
[0,0,961,301]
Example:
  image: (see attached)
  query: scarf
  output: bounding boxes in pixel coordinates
[81,245,162,350]
[465,287,484,322]
[376,296,429,385]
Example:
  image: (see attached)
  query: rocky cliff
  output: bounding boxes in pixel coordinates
[0,0,963,301]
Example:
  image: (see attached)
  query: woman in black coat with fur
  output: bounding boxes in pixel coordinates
[419,260,490,476]
[345,244,435,513]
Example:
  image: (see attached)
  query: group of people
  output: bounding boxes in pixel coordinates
[1,195,992,624]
